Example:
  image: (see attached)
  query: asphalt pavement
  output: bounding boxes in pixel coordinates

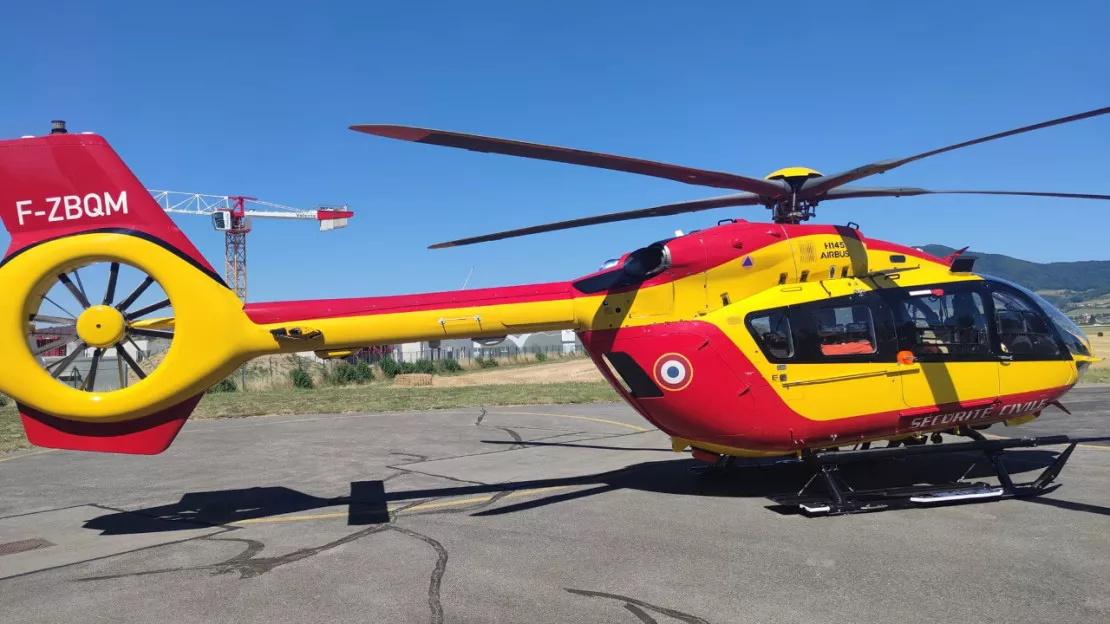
[1,386,1108,623]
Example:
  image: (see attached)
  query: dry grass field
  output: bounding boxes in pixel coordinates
[1081,329,1110,382]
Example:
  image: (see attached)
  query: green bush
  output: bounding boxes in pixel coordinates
[354,361,374,382]
[206,377,238,393]
[535,351,548,362]
[290,368,315,389]
[437,358,463,373]
[379,356,400,378]
[477,357,500,369]
[329,361,375,385]
[412,359,435,374]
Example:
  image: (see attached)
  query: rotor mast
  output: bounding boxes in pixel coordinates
[765,173,822,225]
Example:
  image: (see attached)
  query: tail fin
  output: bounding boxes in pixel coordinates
[0,123,230,454]
[0,123,215,275]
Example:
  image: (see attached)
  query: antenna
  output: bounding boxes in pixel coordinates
[461,266,475,289]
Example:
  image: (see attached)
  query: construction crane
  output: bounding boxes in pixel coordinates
[149,191,354,301]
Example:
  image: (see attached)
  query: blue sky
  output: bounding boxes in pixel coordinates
[2,0,1108,302]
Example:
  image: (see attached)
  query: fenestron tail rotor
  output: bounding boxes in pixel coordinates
[352,105,1110,247]
[28,261,175,392]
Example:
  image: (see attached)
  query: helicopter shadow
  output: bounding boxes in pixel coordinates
[82,447,1070,536]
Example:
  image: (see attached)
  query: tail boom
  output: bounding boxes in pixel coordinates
[243,281,583,349]
[0,127,593,455]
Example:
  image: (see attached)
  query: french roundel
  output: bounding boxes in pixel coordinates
[654,353,693,391]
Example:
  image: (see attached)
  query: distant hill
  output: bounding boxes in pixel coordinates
[917,245,1110,301]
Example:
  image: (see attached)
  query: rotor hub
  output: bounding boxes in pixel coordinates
[764,167,822,181]
[76,305,127,348]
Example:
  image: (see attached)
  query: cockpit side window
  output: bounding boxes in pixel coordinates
[809,304,877,356]
[896,287,991,359]
[748,310,793,360]
[991,290,1062,358]
[982,275,1091,358]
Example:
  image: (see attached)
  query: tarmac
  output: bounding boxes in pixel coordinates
[1,386,1108,623]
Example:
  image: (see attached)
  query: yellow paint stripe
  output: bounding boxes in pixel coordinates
[230,485,572,526]
[0,449,56,464]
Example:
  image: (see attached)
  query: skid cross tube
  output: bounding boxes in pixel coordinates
[772,435,1110,516]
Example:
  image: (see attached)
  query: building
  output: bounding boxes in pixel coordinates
[37,337,165,392]
[374,331,583,363]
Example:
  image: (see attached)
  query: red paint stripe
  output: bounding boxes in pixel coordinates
[0,133,218,276]
[317,210,354,220]
[691,448,721,464]
[19,395,201,455]
[243,281,575,323]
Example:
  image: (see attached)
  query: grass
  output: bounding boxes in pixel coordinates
[1081,368,1110,383]
[434,352,586,376]
[0,382,620,454]
[193,381,618,418]
[1,405,24,454]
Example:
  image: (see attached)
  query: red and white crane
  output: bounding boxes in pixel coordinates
[148,191,353,301]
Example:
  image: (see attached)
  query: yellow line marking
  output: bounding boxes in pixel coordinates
[0,449,56,464]
[185,409,649,434]
[488,411,649,432]
[233,511,347,525]
[230,485,573,526]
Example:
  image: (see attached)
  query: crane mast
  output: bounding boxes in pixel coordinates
[149,191,353,302]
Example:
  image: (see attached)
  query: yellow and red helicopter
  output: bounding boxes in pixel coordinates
[1,107,1108,514]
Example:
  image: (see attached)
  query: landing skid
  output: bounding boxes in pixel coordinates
[768,435,1110,516]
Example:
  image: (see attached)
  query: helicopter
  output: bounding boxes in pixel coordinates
[1,107,1108,515]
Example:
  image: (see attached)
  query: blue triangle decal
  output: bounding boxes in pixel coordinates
[742,256,753,268]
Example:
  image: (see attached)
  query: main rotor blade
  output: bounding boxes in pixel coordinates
[821,186,1110,202]
[351,125,789,197]
[802,106,1110,197]
[428,192,764,248]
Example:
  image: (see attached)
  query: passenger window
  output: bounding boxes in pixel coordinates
[992,291,1061,357]
[809,304,877,356]
[749,310,793,359]
[899,289,990,356]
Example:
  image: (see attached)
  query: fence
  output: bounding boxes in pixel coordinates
[348,343,587,365]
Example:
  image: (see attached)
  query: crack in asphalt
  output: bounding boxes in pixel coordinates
[385,466,488,487]
[565,588,711,624]
[390,526,449,624]
[625,603,660,624]
[12,408,669,624]
[495,426,526,451]
[389,452,431,464]
[75,525,393,582]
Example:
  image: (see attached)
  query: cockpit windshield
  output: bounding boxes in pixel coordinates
[983,275,1091,357]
